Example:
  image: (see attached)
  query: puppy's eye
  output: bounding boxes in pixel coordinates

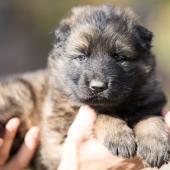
[113,53,126,62]
[76,54,87,61]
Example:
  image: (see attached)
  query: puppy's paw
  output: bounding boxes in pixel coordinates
[136,135,170,167]
[104,126,136,158]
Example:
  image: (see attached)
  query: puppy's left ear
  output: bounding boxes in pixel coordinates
[133,25,153,50]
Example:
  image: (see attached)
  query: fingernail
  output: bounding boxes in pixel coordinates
[6,118,20,131]
[80,105,93,112]
[25,127,40,150]
[77,105,96,124]
[31,127,40,140]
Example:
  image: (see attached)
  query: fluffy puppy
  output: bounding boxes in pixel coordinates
[0,4,169,169]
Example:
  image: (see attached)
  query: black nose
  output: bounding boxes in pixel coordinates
[89,79,108,93]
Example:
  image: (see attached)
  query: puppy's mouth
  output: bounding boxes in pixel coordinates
[83,100,114,106]
[73,83,123,106]
[77,94,118,106]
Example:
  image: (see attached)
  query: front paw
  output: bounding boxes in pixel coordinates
[136,135,170,167]
[103,126,136,158]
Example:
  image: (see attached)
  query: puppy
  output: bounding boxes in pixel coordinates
[0,4,169,169]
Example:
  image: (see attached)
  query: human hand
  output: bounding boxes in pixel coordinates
[58,106,143,170]
[162,109,170,128]
[0,118,40,170]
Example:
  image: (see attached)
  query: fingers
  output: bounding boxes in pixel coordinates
[0,118,20,165]
[5,127,40,170]
[79,139,121,170]
[68,105,97,142]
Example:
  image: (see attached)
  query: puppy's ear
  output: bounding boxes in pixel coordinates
[133,25,153,50]
[54,23,71,44]
[54,6,84,44]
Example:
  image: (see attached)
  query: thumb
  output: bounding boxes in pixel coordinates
[68,105,97,142]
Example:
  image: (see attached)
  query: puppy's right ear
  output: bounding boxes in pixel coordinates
[54,6,83,44]
[54,21,71,44]
[54,6,85,44]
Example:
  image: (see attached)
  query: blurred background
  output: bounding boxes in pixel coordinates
[0,0,170,108]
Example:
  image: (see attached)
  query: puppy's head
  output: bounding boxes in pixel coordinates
[49,5,155,106]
